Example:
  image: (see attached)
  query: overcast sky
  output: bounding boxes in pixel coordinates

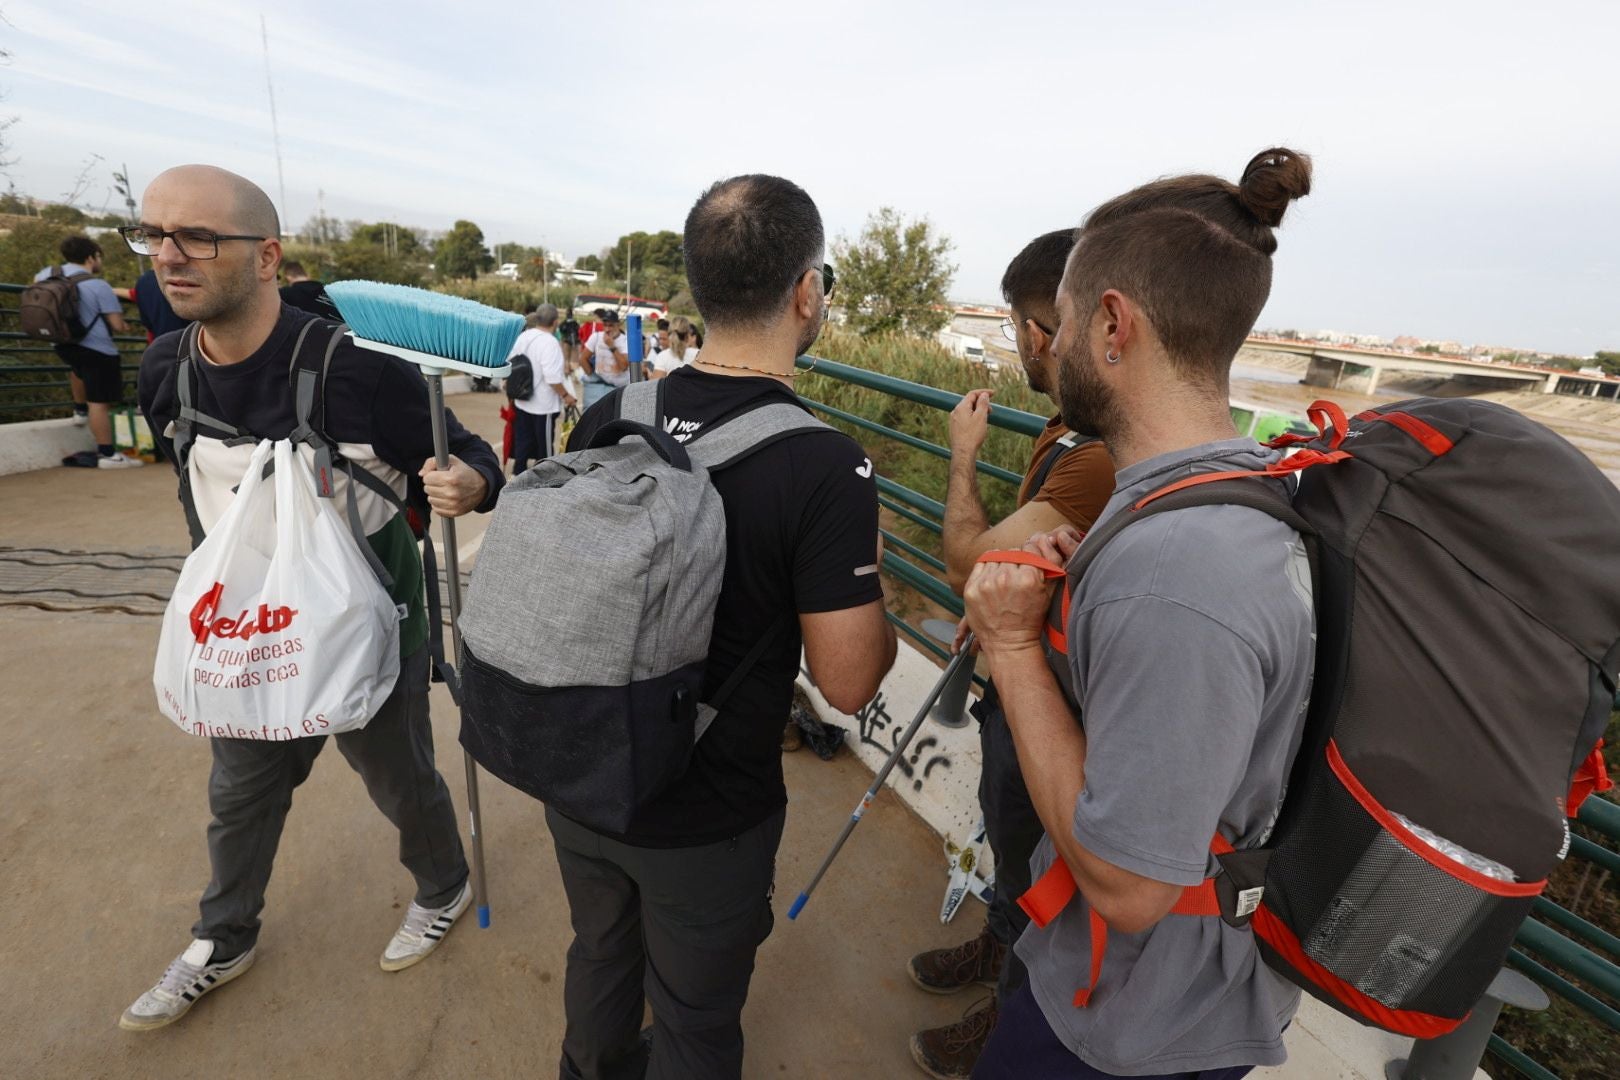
[2,0,1616,355]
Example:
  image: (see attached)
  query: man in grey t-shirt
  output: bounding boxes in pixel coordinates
[962,147,1315,1079]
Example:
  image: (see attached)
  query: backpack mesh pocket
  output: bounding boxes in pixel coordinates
[1263,740,1541,1020]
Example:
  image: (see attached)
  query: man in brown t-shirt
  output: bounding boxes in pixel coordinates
[907,229,1116,1079]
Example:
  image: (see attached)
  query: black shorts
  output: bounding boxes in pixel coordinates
[54,343,125,404]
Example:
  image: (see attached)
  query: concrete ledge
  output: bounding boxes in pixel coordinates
[0,418,94,476]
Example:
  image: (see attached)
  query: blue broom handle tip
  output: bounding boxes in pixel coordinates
[477,906,491,929]
[787,892,809,920]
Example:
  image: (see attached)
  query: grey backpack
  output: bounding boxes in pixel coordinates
[458,380,832,833]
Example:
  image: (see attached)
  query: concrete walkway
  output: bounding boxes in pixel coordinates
[0,391,1423,1079]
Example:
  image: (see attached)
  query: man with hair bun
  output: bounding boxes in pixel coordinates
[964,149,1317,1079]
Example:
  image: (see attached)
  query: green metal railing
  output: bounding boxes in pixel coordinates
[794,351,1620,1080]
[0,282,146,418]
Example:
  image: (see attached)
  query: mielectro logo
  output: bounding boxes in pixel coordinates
[189,583,298,644]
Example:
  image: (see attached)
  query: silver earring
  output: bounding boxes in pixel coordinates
[1105,350,1121,364]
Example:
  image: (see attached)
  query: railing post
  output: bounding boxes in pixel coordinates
[1384,968,1549,1080]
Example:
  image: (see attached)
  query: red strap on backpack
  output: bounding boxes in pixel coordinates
[1017,834,1234,1007]
[973,550,1071,653]
[1568,740,1614,817]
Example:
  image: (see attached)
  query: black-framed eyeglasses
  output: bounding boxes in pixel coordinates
[1000,315,1054,343]
[119,225,267,260]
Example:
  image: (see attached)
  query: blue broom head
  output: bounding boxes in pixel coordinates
[325,280,525,369]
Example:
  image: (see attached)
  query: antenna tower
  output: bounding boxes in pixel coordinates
[260,15,289,230]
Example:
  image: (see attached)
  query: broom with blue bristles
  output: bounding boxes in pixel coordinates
[326,280,523,931]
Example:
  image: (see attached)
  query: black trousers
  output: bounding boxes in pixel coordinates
[547,806,785,1080]
[977,695,1046,999]
[512,409,558,473]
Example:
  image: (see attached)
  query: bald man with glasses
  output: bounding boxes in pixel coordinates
[121,164,503,1033]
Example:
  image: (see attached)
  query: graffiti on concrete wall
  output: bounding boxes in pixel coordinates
[854,691,952,793]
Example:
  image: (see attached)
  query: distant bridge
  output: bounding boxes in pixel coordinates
[1247,339,1620,400]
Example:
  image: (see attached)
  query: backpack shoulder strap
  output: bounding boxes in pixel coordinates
[683,401,834,472]
[1066,475,1311,587]
[616,378,661,427]
[1026,430,1096,499]
[173,323,253,547]
[286,319,343,496]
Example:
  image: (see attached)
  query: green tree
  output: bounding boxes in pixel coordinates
[329,221,430,286]
[1593,351,1620,376]
[576,253,602,273]
[435,219,494,280]
[833,207,955,337]
[40,203,86,225]
[601,230,684,299]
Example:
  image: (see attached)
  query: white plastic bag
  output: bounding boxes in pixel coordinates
[154,439,401,739]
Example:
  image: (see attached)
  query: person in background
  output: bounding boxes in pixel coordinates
[278,260,335,317]
[34,235,140,468]
[131,268,191,343]
[559,306,582,368]
[649,315,699,380]
[580,310,630,409]
[508,303,576,472]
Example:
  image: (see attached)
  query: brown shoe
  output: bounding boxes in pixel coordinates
[782,719,803,752]
[907,921,1005,994]
[909,995,998,1079]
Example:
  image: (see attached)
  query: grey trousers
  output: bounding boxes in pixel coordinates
[193,647,468,957]
[547,805,786,1080]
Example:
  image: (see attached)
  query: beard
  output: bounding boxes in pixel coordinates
[1055,332,1124,442]
[160,262,260,324]
[794,302,826,358]
[1023,354,1049,396]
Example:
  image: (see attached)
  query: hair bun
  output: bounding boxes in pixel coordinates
[1237,148,1312,228]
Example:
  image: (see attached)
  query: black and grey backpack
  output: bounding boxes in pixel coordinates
[458,379,832,833]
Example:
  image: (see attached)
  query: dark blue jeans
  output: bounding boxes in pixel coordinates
[973,982,1256,1080]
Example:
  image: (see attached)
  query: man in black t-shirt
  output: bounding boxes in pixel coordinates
[119,165,503,1033]
[555,175,897,1080]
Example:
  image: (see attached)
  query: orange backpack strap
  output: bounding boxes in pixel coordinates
[1017,834,1236,1007]
[975,549,1072,653]
[975,549,1066,577]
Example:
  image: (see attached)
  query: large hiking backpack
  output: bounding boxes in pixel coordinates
[20,266,90,343]
[1013,397,1620,1037]
[457,379,831,833]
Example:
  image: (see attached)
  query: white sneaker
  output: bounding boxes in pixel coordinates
[380,881,472,971]
[119,939,255,1031]
[72,411,88,426]
[97,452,145,469]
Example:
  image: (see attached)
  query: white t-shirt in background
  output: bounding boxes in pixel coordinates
[651,346,699,374]
[584,330,631,387]
[512,329,568,415]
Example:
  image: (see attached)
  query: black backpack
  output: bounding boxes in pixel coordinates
[1018,397,1620,1037]
[505,355,535,402]
[19,267,90,343]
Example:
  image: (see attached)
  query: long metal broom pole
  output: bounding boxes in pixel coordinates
[788,635,976,920]
[426,370,491,929]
